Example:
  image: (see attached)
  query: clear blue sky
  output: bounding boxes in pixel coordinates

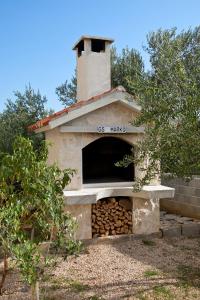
[0,0,200,112]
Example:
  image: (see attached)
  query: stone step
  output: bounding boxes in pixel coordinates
[160,223,200,238]
[182,223,200,237]
[160,226,181,237]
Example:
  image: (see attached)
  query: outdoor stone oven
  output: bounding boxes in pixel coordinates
[30,35,174,240]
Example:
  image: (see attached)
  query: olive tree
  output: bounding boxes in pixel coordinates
[130,27,200,189]
[0,85,51,154]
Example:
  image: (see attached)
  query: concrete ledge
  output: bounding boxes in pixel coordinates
[64,185,175,205]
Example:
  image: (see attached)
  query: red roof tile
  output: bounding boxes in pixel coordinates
[29,87,125,131]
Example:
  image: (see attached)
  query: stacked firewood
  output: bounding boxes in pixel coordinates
[92,197,133,237]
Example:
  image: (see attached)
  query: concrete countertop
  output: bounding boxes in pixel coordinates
[64,185,175,205]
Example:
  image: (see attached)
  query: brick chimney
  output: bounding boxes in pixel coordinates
[73,35,114,102]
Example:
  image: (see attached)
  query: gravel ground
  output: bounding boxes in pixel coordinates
[0,236,200,299]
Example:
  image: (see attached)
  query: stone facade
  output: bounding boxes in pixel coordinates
[46,101,143,190]
[65,204,92,240]
[132,197,160,235]
[62,186,174,240]
[64,196,161,240]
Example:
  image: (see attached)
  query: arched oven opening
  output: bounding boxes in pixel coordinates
[82,137,134,184]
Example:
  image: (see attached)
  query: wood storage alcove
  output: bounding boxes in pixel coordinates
[91,197,133,237]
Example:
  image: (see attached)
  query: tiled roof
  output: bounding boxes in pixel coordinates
[28,87,126,131]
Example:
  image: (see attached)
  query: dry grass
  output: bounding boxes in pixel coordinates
[0,236,200,299]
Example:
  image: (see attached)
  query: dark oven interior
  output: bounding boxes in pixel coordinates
[82,137,134,184]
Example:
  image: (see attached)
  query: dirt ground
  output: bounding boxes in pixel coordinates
[0,236,200,300]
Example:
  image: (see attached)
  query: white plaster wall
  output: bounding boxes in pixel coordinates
[45,102,159,190]
[132,197,160,234]
[64,204,92,240]
[67,102,137,127]
[45,127,61,166]
[46,129,140,190]
[46,128,82,189]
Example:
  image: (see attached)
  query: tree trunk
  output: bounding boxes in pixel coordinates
[30,227,40,300]
[31,281,40,300]
[0,254,8,294]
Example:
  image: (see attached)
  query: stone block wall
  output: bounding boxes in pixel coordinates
[161,177,200,219]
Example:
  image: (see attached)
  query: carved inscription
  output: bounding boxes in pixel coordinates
[97,125,127,133]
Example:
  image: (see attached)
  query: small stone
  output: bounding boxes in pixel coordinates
[179,217,194,222]
[21,285,29,293]
[178,220,193,224]
[170,220,178,224]
[160,211,167,217]
[93,234,99,238]
[164,214,178,221]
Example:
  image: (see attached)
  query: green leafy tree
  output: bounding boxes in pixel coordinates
[0,137,79,299]
[131,27,200,189]
[56,47,145,106]
[55,73,77,106]
[111,46,145,96]
[0,85,50,154]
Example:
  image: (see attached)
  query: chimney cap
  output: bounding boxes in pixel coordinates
[72,35,114,50]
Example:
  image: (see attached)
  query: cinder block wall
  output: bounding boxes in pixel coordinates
[161,177,200,219]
